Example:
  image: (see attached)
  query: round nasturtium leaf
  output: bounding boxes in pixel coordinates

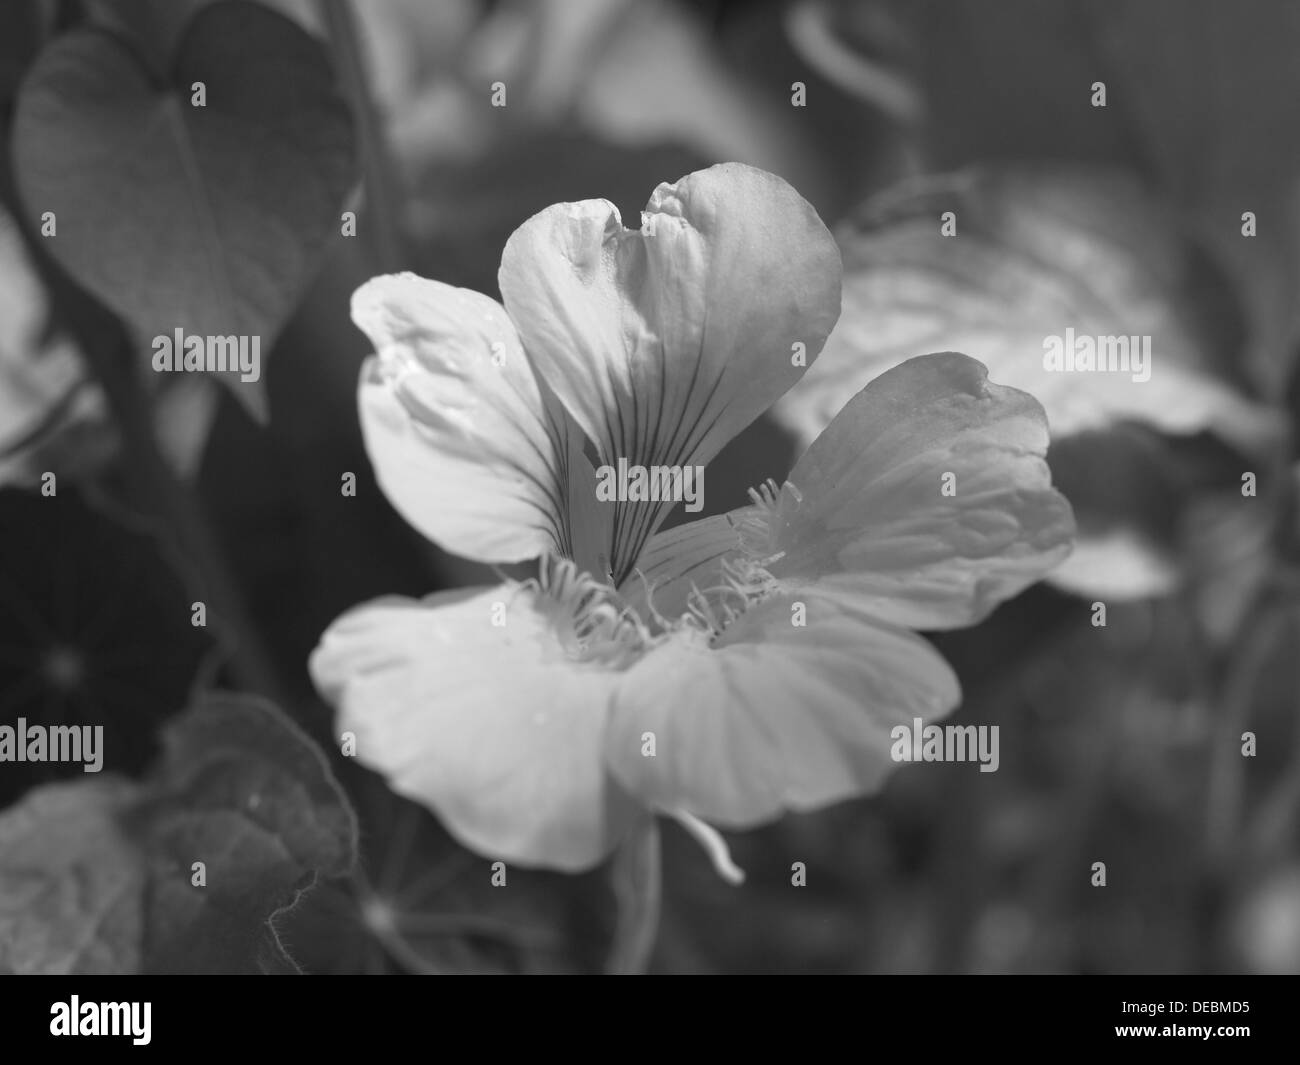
[12,0,358,421]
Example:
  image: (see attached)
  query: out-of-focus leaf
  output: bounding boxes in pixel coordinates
[1043,428,1184,600]
[130,692,358,973]
[82,0,209,78]
[0,0,53,105]
[1044,426,1269,604]
[902,0,1137,171]
[783,0,920,124]
[12,0,358,422]
[1231,864,1300,975]
[1082,0,1300,393]
[774,167,1280,457]
[0,778,144,975]
[84,0,329,70]
[385,0,835,219]
[771,168,1281,600]
[0,693,357,974]
[1184,491,1276,647]
[0,201,117,486]
[576,0,830,201]
[1082,0,1300,209]
[352,0,477,111]
[894,0,1300,394]
[0,196,223,483]
[278,780,590,974]
[0,487,214,807]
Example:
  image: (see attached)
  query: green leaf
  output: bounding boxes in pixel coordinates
[0,777,144,975]
[0,0,51,107]
[774,167,1282,456]
[12,0,358,421]
[0,199,117,486]
[900,0,1300,394]
[1079,0,1300,394]
[0,692,358,974]
[130,692,358,973]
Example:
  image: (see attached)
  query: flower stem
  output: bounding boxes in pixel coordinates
[319,0,406,272]
[1205,590,1288,860]
[30,254,287,704]
[606,814,662,975]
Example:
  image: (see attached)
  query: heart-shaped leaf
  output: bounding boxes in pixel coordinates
[12,0,358,420]
[0,692,357,974]
[131,691,358,973]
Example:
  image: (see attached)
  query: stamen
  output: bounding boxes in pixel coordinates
[669,809,746,886]
[535,555,653,667]
[629,567,674,632]
[673,480,802,640]
[736,476,797,558]
[746,476,783,510]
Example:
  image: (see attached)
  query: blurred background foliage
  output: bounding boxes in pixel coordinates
[2,0,1299,973]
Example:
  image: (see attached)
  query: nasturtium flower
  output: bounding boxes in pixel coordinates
[310,163,1075,873]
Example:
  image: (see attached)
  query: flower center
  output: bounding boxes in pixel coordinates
[534,477,804,658]
[534,555,653,668]
[647,478,802,643]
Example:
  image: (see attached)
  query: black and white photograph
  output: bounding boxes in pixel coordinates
[0,0,1297,1031]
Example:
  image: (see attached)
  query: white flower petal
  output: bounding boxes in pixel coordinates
[309,585,636,871]
[767,352,1076,630]
[499,162,841,582]
[604,591,960,826]
[354,273,609,568]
